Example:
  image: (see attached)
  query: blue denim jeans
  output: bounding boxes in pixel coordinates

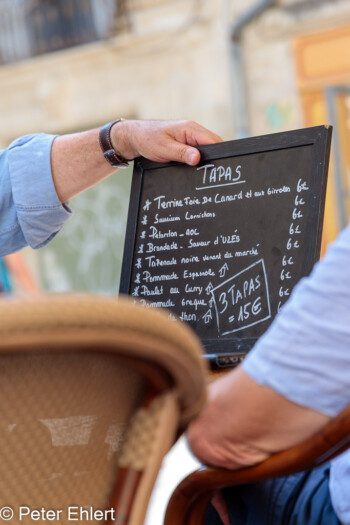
[206,463,340,525]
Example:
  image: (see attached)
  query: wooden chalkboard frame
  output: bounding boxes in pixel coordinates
[120,125,332,369]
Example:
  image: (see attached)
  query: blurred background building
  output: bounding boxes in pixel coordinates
[1,2,350,522]
[1,0,350,294]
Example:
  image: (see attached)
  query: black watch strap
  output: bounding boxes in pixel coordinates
[99,119,130,168]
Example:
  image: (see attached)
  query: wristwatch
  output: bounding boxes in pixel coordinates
[99,118,130,168]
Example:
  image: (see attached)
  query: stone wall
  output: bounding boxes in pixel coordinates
[0,0,235,148]
[242,0,350,135]
[2,0,350,147]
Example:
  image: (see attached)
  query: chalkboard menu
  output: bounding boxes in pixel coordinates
[120,126,332,368]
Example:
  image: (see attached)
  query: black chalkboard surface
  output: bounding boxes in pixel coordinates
[120,126,332,369]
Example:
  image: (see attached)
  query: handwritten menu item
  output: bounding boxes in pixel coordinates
[120,126,332,369]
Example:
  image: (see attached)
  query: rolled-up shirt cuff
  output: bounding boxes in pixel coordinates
[8,133,72,249]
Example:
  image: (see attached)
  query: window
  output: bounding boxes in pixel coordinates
[0,0,119,64]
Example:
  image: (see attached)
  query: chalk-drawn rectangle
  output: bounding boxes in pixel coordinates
[211,259,271,336]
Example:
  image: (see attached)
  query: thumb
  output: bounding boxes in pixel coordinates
[169,142,200,166]
[185,147,201,166]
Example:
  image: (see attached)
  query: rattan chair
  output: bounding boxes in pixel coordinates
[0,294,207,525]
[165,403,350,525]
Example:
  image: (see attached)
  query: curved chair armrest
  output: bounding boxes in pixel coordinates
[165,403,350,525]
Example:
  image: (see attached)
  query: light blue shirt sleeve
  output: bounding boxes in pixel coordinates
[0,133,72,256]
[242,223,350,417]
[242,224,350,525]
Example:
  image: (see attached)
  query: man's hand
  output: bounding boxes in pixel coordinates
[186,367,331,470]
[111,119,222,166]
[52,120,222,202]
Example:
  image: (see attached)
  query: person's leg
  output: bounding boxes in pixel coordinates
[205,477,284,525]
[205,502,226,525]
[205,463,340,525]
[288,464,340,525]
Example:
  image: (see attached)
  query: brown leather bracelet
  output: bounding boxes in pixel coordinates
[98,119,130,168]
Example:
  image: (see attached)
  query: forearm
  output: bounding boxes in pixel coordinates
[0,120,220,256]
[187,367,330,470]
[51,119,222,203]
[188,227,350,469]
[51,128,114,203]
